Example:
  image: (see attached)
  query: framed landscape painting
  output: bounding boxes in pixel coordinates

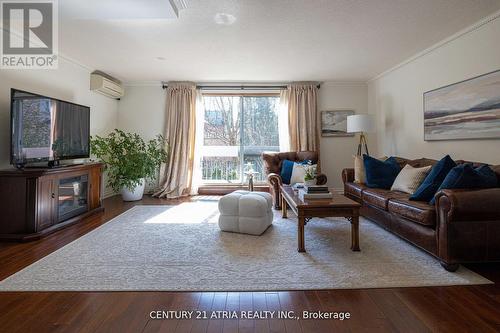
[424,69,500,141]
[321,110,355,137]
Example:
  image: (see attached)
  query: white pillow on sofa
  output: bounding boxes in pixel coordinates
[391,164,431,194]
[290,163,316,185]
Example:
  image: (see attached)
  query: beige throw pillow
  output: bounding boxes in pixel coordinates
[391,164,432,194]
[354,155,388,184]
[354,155,365,183]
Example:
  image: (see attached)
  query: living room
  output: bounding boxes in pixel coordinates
[0,1,500,332]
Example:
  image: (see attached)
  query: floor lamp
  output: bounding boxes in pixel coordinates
[347,115,375,156]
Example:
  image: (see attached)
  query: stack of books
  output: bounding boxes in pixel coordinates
[298,185,333,200]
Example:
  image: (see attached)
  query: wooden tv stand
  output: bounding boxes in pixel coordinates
[0,163,104,241]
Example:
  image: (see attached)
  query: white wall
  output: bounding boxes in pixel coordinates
[368,16,500,164]
[118,82,367,189]
[116,84,166,193]
[0,57,119,196]
[318,82,368,188]
[117,84,166,140]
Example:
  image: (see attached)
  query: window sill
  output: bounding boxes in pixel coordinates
[197,184,269,195]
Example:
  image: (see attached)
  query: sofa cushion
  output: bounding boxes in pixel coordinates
[391,164,431,194]
[354,155,365,183]
[388,198,436,227]
[430,164,498,204]
[262,151,319,175]
[362,188,408,211]
[354,155,388,184]
[410,155,456,202]
[345,182,366,199]
[290,162,316,185]
[280,159,311,185]
[406,158,437,168]
[280,159,295,184]
[363,155,401,189]
[492,165,500,185]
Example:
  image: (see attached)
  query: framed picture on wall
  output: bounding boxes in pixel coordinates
[424,69,500,141]
[321,110,355,137]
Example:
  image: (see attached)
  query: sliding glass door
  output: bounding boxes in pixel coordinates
[201,96,242,183]
[200,94,280,184]
[241,96,280,182]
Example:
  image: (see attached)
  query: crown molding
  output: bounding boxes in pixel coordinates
[321,81,367,86]
[123,81,163,87]
[57,52,93,72]
[368,9,500,83]
[124,80,366,87]
[0,26,95,73]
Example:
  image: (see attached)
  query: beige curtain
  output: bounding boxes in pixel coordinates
[154,82,197,198]
[282,82,319,152]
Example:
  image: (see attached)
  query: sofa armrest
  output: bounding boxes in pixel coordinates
[342,168,355,183]
[435,188,500,267]
[436,188,500,222]
[267,173,283,209]
[316,173,327,185]
[267,173,327,186]
[267,173,283,187]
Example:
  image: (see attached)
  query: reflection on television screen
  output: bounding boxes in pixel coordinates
[11,90,90,165]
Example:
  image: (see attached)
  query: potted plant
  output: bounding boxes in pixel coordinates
[303,162,317,186]
[90,129,168,201]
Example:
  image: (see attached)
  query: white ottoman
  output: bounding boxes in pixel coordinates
[218,190,273,235]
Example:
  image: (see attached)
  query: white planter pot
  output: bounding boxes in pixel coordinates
[120,178,146,201]
[304,179,316,186]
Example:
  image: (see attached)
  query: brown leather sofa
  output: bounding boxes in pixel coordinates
[262,151,327,209]
[342,157,500,271]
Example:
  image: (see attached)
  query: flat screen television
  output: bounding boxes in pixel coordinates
[10,89,90,168]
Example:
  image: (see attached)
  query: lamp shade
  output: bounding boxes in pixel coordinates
[347,114,375,133]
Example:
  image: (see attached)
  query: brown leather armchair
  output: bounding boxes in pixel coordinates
[262,151,327,209]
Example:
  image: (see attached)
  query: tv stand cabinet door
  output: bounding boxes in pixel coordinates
[37,175,57,231]
[89,165,102,210]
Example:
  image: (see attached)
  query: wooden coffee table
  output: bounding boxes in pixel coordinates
[280,185,362,253]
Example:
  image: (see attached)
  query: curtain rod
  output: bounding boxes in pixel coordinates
[161,84,321,90]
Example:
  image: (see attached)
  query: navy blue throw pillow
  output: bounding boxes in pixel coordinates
[429,164,498,204]
[280,159,312,185]
[280,160,295,184]
[363,155,401,189]
[410,155,456,202]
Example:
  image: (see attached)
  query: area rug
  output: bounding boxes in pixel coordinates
[0,200,491,291]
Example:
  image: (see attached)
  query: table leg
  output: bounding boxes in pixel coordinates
[281,196,288,218]
[298,217,305,252]
[350,215,360,251]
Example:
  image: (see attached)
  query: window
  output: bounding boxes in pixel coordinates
[199,94,280,184]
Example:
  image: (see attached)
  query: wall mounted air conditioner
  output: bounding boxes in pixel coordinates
[90,72,124,99]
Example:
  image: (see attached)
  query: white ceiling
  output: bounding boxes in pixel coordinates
[59,0,181,20]
[58,0,500,83]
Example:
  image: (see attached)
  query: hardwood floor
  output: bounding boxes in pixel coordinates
[1,195,499,333]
